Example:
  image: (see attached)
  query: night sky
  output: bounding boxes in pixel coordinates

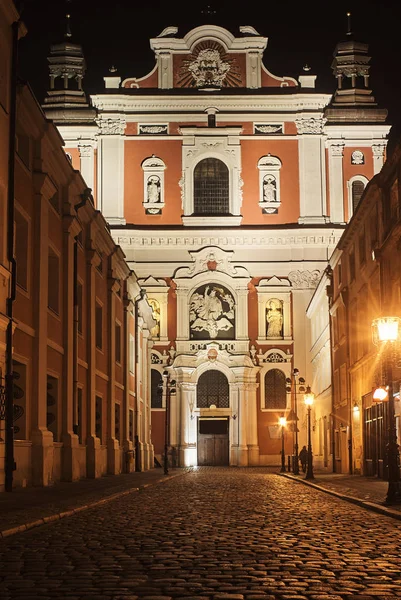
[16,0,401,151]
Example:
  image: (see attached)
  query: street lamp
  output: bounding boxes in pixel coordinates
[304,385,315,480]
[372,316,401,505]
[279,415,286,472]
[161,370,176,476]
[285,368,305,475]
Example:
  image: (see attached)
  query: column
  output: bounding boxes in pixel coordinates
[236,287,250,340]
[297,117,328,224]
[246,51,262,89]
[61,217,80,481]
[328,142,345,223]
[180,382,197,466]
[31,176,53,486]
[107,273,119,475]
[122,292,134,471]
[86,244,101,478]
[237,384,248,466]
[372,143,386,175]
[246,383,260,465]
[78,143,95,193]
[97,116,126,224]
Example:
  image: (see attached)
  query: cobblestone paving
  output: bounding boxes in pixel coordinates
[1,467,401,600]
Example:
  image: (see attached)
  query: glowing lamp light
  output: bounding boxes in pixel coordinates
[304,385,314,406]
[372,317,401,345]
[373,386,388,402]
[279,416,286,428]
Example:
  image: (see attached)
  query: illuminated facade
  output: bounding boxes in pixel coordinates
[327,141,401,476]
[0,0,156,490]
[43,22,391,468]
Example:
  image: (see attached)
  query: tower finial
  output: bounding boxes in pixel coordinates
[346,12,352,36]
[65,0,72,39]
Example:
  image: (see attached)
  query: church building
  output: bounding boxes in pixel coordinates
[42,19,389,469]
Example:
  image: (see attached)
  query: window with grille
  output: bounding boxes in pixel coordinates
[151,369,163,408]
[194,158,229,215]
[264,369,286,409]
[197,370,229,408]
[352,180,365,212]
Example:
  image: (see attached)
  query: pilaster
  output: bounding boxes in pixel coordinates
[328,142,345,223]
[78,143,96,193]
[179,382,197,467]
[96,116,126,225]
[297,117,328,224]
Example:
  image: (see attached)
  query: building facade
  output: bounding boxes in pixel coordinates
[0,0,156,490]
[44,22,391,469]
[327,140,401,476]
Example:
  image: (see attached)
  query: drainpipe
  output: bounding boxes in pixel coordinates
[326,266,336,473]
[72,237,78,435]
[5,20,20,492]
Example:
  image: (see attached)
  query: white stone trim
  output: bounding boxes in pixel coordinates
[328,142,345,224]
[257,155,282,214]
[173,271,250,342]
[142,155,166,215]
[258,355,292,411]
[372,143,386,174]
[138,276,169,344]
[347,175,369,218]
[182,216,242,227]
[255,283,292,341]
[180,128,242,216]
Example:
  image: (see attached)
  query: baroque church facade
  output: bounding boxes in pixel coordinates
[43,22,389,469]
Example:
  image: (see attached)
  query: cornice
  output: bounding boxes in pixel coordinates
[112,227,343,250]
[90,94,333,113]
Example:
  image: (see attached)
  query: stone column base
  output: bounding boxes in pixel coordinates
[31,428,54,486]
[179,443,197,467]
[61,432,80,482]
[247,444,260,466]
[86,435,102,479]
[237,444,249,467]
[107,438,121,475]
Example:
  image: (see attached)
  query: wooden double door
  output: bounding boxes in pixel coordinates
[197,417,229,466]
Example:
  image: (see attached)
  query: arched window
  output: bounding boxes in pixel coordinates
[264,369,286,410]
[352,180,365,212]
[197,370,229,408]
[151,369,163,408]
[194,158,229,215]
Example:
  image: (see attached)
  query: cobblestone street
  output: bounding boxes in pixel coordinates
[1,468,401,600]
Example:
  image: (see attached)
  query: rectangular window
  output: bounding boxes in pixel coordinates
[15,210,29,290]
[95,303,103,349]
[129,334,135,373]
[47,375,59,441]
[129,409,134,441]
[115,323,121,363]
[77,282,83,334]
[115,403,121,442]
[95,395,102,441]
[48,248,60,314]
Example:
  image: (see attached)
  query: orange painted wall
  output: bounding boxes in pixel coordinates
[124,69,158,88]
[65,147,80,171]
[151,411,165,456]
[240,139,300,224]
[124,140,183,224]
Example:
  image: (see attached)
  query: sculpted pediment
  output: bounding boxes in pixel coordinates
[174,247,250,279]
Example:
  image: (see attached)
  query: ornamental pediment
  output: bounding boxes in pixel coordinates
[174,247,250,279]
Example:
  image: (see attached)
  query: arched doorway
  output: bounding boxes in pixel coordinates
[197,370,230,466]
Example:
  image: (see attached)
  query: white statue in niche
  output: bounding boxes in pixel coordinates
[149,299,161,338]
[147,176,161,203]
[263,175,277,202]
[190,285,234,339]
[266,299,283,338]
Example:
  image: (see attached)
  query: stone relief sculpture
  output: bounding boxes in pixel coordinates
[351,150,364,165]
[190,284,235,339]
[266,299,283,338]
[146,176,161,203]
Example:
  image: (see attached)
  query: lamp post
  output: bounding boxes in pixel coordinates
[304,385,315,480]
[161,370,176,476]
[279,415,286,472]
[372,316,401,505]
[285,368,305,475]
